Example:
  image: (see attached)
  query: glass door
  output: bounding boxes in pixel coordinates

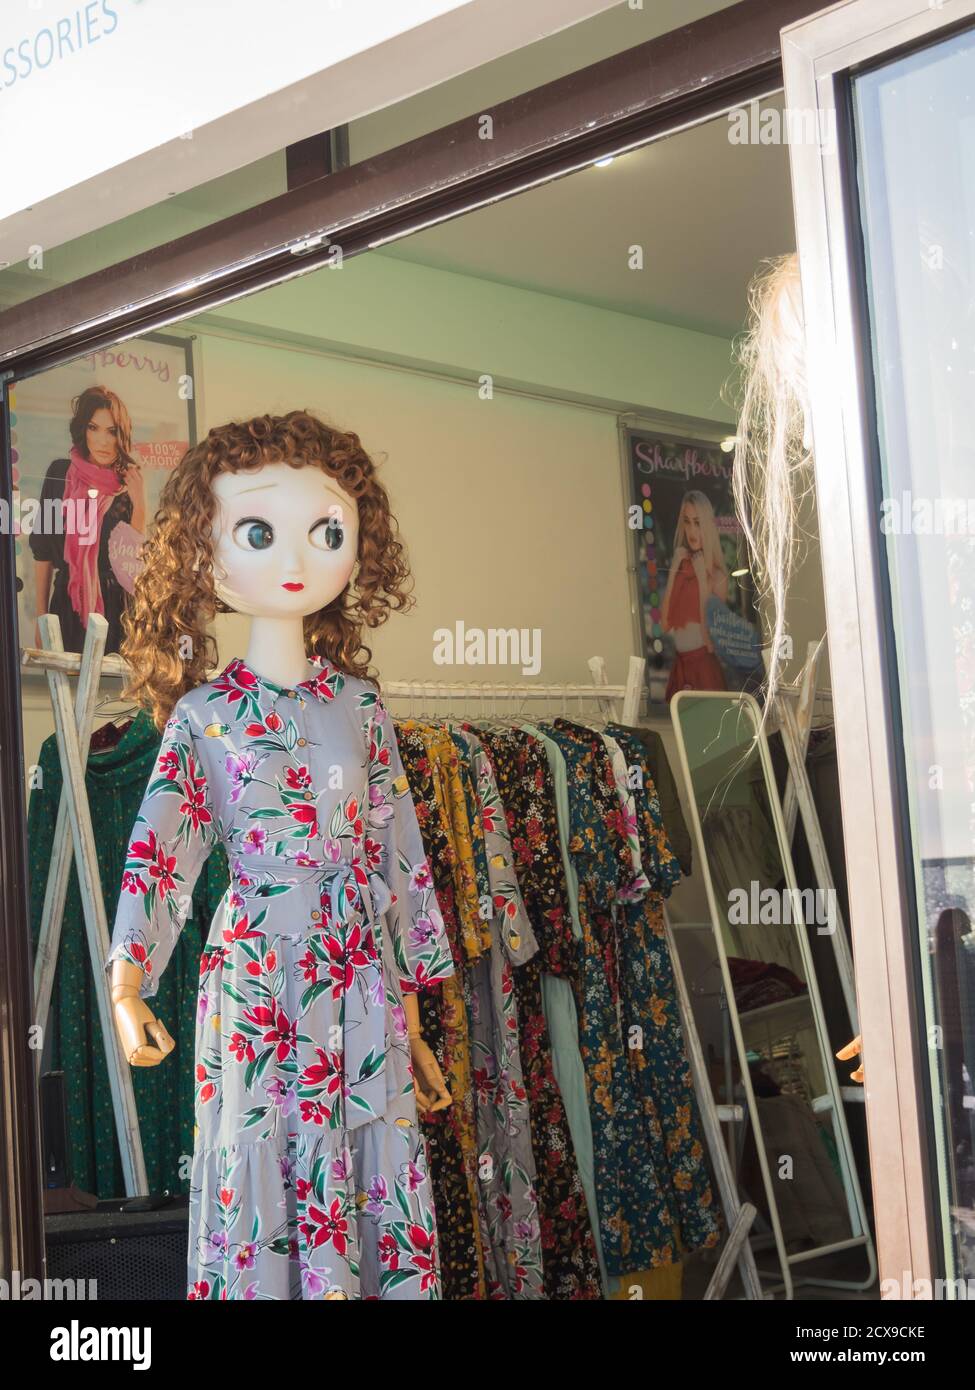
[783,0,975,1295]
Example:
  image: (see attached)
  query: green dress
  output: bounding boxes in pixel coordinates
[28,710,228,1199]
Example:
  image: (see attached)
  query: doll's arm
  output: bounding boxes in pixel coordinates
[106,701,216,1067]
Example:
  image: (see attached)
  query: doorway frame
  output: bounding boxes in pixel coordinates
[782,0,975,1294]
[0,0,857,1284]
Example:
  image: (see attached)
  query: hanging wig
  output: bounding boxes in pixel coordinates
[121,409,414,729]
[731,252,815,715]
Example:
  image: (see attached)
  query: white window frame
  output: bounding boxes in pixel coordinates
[782,0,975,1294]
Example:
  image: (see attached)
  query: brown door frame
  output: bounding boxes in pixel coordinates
[0,0,826,1283]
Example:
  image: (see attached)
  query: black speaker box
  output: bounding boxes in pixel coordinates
[45,1198,189,1301]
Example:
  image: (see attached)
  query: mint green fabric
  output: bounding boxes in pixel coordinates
[520,721,608,1291]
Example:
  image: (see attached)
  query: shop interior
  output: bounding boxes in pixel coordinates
[11,79,886,1301]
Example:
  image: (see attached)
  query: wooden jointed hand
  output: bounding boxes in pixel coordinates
[404,993,451,1115]
[110,959,175,1067]
[836,1034,863,1084]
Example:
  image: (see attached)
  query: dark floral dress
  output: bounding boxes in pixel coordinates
[473,726,603,1299]
[544,718,720,1272]
[606,724,721,1256]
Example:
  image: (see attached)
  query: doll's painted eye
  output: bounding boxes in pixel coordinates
[309,516,345,552]
[233,518,274,551]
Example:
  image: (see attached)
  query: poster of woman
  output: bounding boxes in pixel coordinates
[12,332,196,658]
[625,424,763,706]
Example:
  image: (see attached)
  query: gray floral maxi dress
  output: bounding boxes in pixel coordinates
[105,655,456,1301]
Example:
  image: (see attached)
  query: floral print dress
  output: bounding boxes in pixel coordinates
[105,655,454,1301]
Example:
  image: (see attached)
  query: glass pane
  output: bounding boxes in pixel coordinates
[674,693,863,1260]
[853,25,975,1284]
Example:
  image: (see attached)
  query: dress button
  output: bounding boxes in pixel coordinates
[297,738,306,747]
[311,910,320,921]
[284,689,297,699]
[303,791,313,800]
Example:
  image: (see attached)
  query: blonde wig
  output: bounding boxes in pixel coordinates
[731,252,814,713]
[121,409,414,729]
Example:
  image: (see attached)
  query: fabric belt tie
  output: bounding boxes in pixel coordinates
[227,852,394,1130]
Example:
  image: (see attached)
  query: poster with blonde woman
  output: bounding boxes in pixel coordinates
[626,426,762,705]
[12,332,196,658]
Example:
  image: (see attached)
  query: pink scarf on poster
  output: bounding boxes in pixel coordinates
[63,444,123,625]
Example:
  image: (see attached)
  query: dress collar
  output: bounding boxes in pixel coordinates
[213,653,346,707]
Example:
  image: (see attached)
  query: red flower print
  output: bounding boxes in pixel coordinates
[300,1047,343,1091]
[378,1233,399,1269]
[229,1033,256,1064]
[289,803,318,835]
[407,1224,437,1291]
[302,1199,349,1254]
[124,940,149,971]
[179,757,212,834]
[132,834,178,898]
[265,710,283,732]
[120,869,148,896]
[244,1002,297,1062]
[324,923,374,998]
[200,1083,216,1103]
[299,1099,332,1127]
[212,659,257,706]
[285,765,312,790]
[218,1188,235,1208]
[222,913,263,944]
[244,722,266,737]
[188,1280,210,1300]
[298,947,319,984]
[158,749,180,780]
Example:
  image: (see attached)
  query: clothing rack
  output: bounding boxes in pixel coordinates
[23,625,645,1198]
[24,625,758,1299]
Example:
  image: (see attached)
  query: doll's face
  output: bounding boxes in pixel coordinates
[210,462,360,619]
[682,505,703,553]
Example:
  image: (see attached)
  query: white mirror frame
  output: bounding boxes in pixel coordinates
[671,688,875,1298]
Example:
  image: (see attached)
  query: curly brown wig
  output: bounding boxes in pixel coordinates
[121,409,414,729]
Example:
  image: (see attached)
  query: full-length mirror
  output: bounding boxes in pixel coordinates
[672,690,870,1295]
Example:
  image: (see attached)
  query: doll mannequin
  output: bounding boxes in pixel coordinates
[106,409,453,1300]
[732,253,862,1085]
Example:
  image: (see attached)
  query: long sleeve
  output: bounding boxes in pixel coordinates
[365,694,455,993]
[105,700,217,1001]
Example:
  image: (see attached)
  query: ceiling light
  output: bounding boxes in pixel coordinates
[720,435,738,453]
[594,156,614,168]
